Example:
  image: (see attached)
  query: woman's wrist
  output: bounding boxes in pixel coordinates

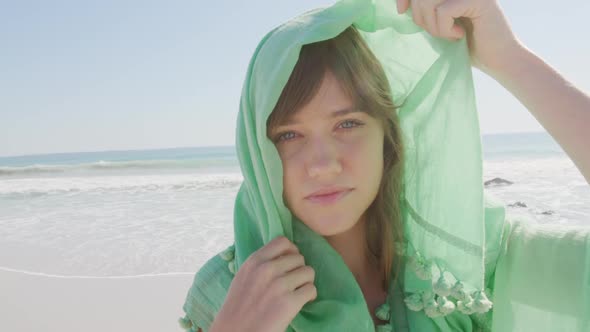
[474,40,590,184]
[474,40,528,81]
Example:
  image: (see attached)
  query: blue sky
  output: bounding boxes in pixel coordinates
[1,0,588,157]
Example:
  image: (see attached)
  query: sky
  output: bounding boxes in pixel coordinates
[1,0,589,157]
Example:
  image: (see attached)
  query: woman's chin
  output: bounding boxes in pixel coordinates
[302,215,358,237]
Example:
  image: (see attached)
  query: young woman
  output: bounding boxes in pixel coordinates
[180,0,590,331]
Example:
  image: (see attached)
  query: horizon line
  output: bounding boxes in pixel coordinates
[0,130,548,159]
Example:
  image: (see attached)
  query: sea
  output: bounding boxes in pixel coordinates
[0,131,589,277]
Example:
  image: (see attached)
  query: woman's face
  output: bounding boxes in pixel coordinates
[270,71,384,237]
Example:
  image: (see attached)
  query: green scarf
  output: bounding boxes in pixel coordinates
[181,0,500,330]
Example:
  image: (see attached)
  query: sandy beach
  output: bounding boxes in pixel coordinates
[1,135,588,332]
[0,268,195,332]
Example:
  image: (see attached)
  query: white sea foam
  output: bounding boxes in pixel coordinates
[0,172,243,196]
[483,156,590,225]
[0,139,588,277]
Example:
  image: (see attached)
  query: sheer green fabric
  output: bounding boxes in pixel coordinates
[179,0,590,331]
[491,215,590,331]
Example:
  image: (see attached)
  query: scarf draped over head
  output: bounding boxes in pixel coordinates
[181,0,497,331]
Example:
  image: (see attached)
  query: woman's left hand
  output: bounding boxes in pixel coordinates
[396,0,522,73]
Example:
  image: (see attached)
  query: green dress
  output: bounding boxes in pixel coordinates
[179,193,590,331]
[178,0,590,330]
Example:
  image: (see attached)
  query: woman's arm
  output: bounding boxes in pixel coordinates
[481,44,590,185]
[395,0,590,185]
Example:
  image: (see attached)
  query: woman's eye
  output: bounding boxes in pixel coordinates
[274,120,363,143]
[276,131,296,142]
[339,119,363,129]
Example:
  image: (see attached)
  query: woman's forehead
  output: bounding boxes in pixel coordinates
[280,107,364,126]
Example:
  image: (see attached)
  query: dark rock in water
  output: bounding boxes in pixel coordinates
[508,201,527,208]
[484,177,514,187]
[541,210,555,215]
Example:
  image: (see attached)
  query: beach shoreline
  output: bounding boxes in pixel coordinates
[0,268,195,332]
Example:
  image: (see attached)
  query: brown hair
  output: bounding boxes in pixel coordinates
[266,25,405,290]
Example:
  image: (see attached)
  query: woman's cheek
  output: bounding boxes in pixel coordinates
[277,142,303,162]
[338,133,369,154]
[277,130,367,161]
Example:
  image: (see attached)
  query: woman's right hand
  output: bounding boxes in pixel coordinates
[209,236,317,332]
[396,0,520,73]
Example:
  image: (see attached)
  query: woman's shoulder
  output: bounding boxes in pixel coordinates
[179,243,236,332]
[484,202,590,321]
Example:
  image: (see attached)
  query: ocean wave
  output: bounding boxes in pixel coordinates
[0,173,244,197]
[0,158,239,177]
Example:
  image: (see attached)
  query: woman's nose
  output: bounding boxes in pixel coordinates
[306,138,342,179]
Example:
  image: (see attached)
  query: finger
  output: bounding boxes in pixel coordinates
[293,282,317,306]
[410,0,425,29]
[256,236,300,263]
[435,0,467,39]
[282,265,315,292]
[422,4,439,37]
[273,253,306,275]
[396,0,410,14]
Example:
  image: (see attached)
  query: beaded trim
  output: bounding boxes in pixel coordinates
[403,249,493,317]
[375,302,393,330]
[178,315,200,332]
[177,244,236,332]
[217,243,492,321]
[219,243,236,275]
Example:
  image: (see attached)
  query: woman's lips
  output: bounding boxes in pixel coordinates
[305,189,352,205]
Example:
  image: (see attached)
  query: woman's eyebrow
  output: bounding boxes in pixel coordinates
[281,107,362,126]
